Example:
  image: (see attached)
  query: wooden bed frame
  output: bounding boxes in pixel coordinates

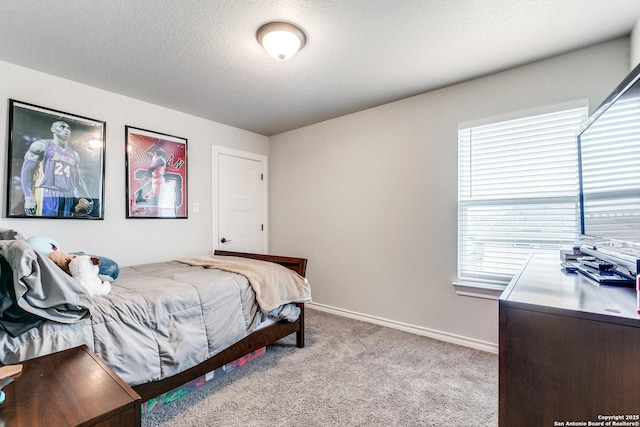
[132,250,308,403]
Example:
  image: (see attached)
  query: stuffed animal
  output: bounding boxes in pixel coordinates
[47,250,111,296]
[72,251,119,282]
[47,249,75,276]
[68,255,111,296]
[28,235,119,282]
[26,235,59,255]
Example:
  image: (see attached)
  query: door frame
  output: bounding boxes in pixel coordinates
[211,145,268,254]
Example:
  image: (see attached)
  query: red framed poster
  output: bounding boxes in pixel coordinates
[125,126,187,218]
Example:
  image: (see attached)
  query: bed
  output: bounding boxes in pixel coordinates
[0,230,310,403]
[134,250,309,402]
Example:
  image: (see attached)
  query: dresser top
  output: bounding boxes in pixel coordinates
[500,254,640,326]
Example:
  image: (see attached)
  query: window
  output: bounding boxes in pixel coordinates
[457,106,588,292]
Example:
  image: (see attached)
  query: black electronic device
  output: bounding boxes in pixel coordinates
[561,263,579,275]
[576,264,634,287]
[576,61,640,275]
[561,261,579,273]
[577,257,614,271]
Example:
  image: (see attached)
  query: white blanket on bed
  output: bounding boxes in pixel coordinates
[176,255,312,312]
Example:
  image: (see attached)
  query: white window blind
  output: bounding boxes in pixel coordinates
[458,107,587,287]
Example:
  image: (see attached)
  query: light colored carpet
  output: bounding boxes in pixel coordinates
[142,309,498,426]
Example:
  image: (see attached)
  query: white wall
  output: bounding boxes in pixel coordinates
[268,39,632,348]
[632,17,640,69]
[0,60,269,266]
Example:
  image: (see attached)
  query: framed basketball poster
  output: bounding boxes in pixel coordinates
[6,99,106,219]
[125,126,187,218]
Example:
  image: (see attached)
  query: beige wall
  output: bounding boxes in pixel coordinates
[0,60,269,266]
[268,39,632,348]
[0,38,633,349]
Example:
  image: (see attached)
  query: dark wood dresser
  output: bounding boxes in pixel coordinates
[0,345,141,426]
[499,254,640,426]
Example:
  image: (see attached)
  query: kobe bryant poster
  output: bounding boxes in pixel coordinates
[125,126,187,219]
[6,99,106,219]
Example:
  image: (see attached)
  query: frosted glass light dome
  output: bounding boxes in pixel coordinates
[257,22,306,61]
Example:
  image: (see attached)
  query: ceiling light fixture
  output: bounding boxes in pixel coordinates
[256,22,306,61]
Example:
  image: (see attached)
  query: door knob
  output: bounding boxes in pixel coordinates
[220,237,232,243]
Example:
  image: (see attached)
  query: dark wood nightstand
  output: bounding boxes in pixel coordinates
[0,345,141,426]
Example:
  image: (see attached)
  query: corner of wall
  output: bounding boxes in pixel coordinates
[630,17,640,70]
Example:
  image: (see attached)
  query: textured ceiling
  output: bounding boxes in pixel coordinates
[1,0,640,136]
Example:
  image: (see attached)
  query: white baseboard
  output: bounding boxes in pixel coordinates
[307,302,498,354]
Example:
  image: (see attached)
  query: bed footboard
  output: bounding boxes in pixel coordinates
[132,250,307,402]
[215,250,306,348]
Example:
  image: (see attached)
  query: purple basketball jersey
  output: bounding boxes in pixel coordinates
[37,140,79,197]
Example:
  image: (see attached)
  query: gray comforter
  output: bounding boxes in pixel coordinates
[0,231,301,386]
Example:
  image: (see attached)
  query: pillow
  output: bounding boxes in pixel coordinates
[25,235,119,282]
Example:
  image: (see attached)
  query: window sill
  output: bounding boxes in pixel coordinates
[452,281,505,300]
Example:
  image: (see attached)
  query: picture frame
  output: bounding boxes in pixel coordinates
[6,99,106,219]
[125,126,187,218]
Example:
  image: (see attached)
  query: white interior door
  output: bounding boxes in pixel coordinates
[213,147,267,254]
